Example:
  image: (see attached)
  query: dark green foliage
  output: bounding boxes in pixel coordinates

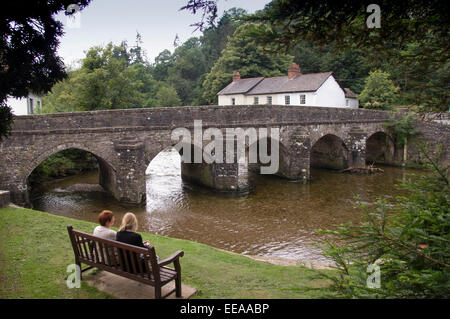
[292,41,371,94]
[41,41,162,112]
[155,86,182,107]
[153,8,247,105]
[202,23,294,104]
[28,149,98,185]
[382,42,450,111]
[384,114,420,147]
[0,103,13,141]
[182,1,449,110]
[316,145,450,298]
[0,0,92,139]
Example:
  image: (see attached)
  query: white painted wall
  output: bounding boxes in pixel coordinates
[6,93,42,115]
[6,97,28,115]
[314,76,346,108]
[217,75,356,108]
[218,94,246,105]
[346,98,359,109]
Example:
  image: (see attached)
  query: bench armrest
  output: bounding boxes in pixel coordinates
[158,250,184,267]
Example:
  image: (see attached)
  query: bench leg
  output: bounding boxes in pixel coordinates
[175,274,182,298]
[155,286,162,299]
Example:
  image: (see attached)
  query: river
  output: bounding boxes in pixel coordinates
[31,148,416,264]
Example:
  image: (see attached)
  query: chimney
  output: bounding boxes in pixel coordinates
[232,71,241,82]
[287,64,301,79]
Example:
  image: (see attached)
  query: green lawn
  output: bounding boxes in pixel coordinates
[0,206,334,298]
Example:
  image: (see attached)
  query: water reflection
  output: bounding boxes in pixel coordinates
[32,148,416,263]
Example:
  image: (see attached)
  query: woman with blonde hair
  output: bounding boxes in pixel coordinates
[116,212,150,248]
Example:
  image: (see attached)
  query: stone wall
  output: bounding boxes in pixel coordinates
[0,191,10,208]
[408,121,450,168]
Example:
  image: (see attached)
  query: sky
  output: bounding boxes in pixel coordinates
[55,0,270,67]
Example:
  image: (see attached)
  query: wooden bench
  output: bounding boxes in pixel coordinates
[67,226,184,299]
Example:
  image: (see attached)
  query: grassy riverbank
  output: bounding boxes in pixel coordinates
[0,206,334,299]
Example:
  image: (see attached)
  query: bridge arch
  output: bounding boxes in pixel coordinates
[247,135,290,177]
[16,142,119,207]
[365,131,396,165]
[310,134,350,170]
[22,142,117,186]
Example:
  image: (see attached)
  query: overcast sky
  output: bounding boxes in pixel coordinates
[55,0,270,67]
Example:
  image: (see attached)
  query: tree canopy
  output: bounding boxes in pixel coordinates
[0,0,92,139]
[359,70,399,110]
[41,41,165,112]
[182,0,449,111]
[202,23,294,104]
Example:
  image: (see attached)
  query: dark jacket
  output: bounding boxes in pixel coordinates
[116,230,146,248]
[116,230,147,273]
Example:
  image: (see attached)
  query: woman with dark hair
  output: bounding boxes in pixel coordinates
[93,210,116,241]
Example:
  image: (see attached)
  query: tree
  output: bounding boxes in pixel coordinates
[165,38,207,105]
[156,86,181,107]
[181,1,449,110]
[382,42,450,111]
[129,32,148,65]
[0,0,92,140]
[384,114,421,164]
[359,70,399,110]
[317,145,450,298]
[202,23,294,104]
[41,42,160,113]
[200,8,248,71]
[152,49,174,82]
[182,1,449,60]
[292,41,371,94]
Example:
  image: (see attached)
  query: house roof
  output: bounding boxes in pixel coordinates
[344,88,357,98]
[217,72,333,96]
[217,77,264,95]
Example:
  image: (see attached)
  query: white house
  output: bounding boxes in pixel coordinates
[217,64,359,109]
[6,93,42,115]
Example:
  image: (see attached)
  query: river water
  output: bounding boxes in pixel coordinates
[31,148,416,263]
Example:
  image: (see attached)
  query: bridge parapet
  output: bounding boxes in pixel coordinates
[10,105,392,132]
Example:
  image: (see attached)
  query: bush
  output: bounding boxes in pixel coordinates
[28,149,98,185]
[360,70,399,110]
[317,144,450,298]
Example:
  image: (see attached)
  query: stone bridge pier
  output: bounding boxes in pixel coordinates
[108,138,147,204]
[179,136,250,194]
[346,127,368,167]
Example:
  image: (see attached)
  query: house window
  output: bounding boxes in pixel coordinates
[300,94,306,104]
[267,96,272,105]
[346,99,349,106]
[231,98,235,105]
[254,97,259,105]
[285,95,290,105]
[28,98,34,114]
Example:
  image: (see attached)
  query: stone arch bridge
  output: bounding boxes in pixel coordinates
[0,105,447,207]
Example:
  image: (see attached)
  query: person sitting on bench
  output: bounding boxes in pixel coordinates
[116,212,154,272]
[116,212,150,248]
[93,210,116,241]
